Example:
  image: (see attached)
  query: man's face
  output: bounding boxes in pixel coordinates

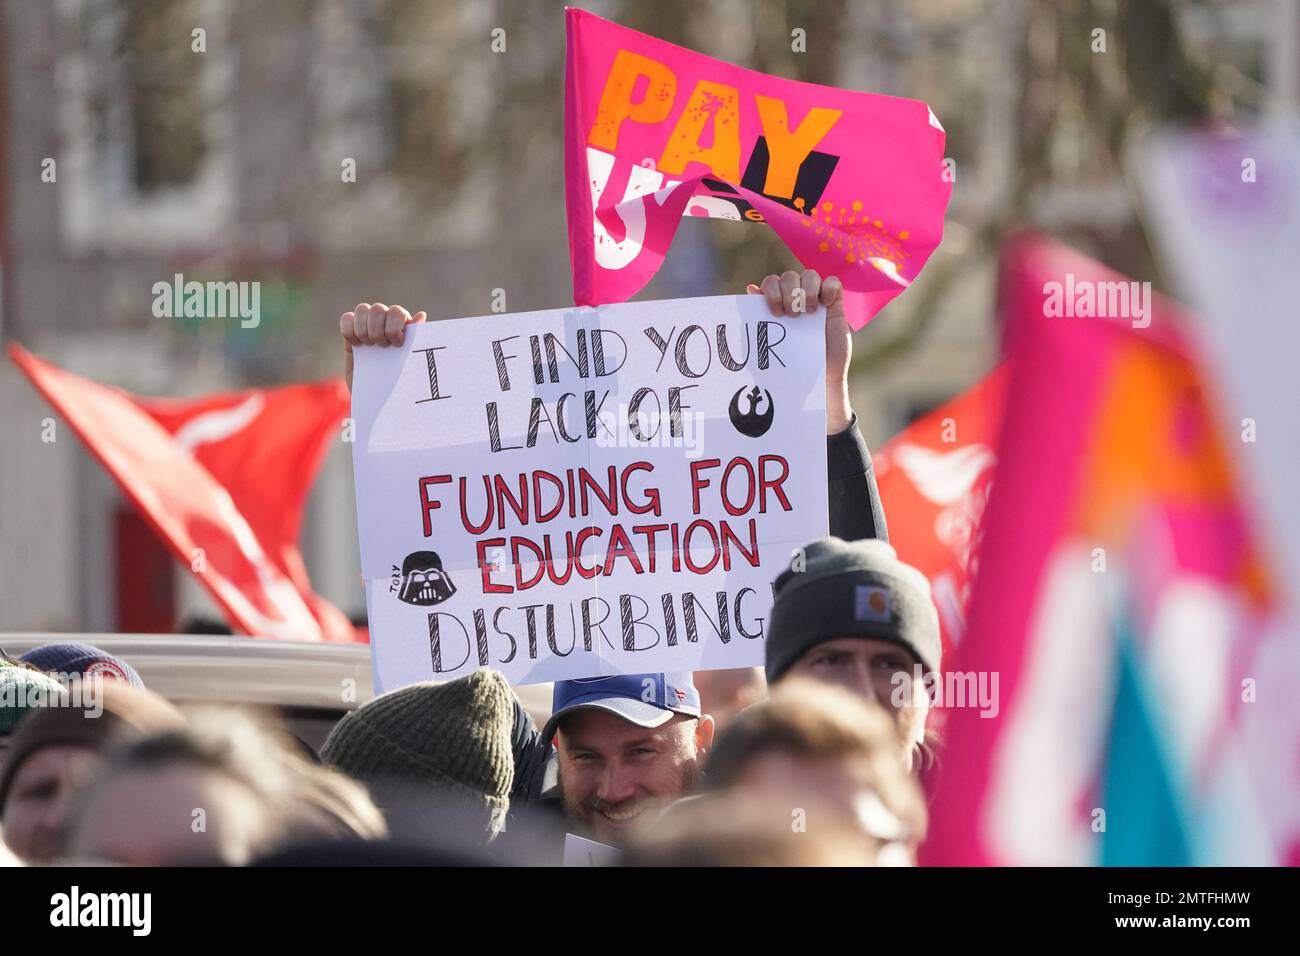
[1,744,101,862]
[784,637,929,770]
[556,709,713,846]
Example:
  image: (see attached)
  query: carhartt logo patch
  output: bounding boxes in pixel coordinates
[855,585,891,623]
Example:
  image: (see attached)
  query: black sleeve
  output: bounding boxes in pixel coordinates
[826,414,888,543]
[508,694,550,803]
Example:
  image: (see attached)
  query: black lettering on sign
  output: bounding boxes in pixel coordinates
[486,403,522,453]
[620,594,660,651]
[757,321,786,370]
[491,336,519,391]
[428,612,471,673]
[644,326,673,372]
[414,347,450,403]
[716,324,750,370]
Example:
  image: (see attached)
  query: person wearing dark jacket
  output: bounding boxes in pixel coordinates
[828,415,888,543]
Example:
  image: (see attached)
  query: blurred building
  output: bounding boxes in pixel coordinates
[0,0,1296,633]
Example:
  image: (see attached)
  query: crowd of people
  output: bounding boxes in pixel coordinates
[1,271,945,866]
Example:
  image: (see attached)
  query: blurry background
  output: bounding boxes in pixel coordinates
[1,0,1296,634]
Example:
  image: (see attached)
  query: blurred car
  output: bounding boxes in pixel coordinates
[0,633,553,754]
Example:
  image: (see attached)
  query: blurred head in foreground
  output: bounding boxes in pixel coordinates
[766,537,941,772]
[68,707,384,866]
[697,678,927,864]
[0,681,183,863]
[545,672,713,848]
[320,668,514,854]
[624,792,880,866]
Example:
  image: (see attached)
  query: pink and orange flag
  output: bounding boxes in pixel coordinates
[564,8,951,329]
[920,237,1295,865]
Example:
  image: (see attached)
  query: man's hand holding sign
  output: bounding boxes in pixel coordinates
[748,269,853,435]
[341,303,427,392]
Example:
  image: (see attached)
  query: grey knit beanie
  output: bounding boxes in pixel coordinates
[766,537,941,683]
[320,668,515,839]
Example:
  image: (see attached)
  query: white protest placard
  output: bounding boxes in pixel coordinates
[562,833,622,867]
[350,294,827,690]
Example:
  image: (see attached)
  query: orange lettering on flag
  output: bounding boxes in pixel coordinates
[754,95,842,199]
[657,80,741,183]
[588,50,677,151]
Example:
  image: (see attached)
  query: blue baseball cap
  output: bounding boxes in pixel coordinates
[543,672,701,743]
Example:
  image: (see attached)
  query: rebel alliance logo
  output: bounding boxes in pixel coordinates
[396,550,456,606]
[729,386,774,438]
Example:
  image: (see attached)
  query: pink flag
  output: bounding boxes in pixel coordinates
[564,8,952,329]
[920,237,1293,866]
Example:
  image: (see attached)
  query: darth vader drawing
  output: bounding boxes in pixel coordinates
[396,550,457,606]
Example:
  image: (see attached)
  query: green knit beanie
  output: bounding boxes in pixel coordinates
[320,668,515,838]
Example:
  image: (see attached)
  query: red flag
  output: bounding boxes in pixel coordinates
[874,366,1007,658]
[10,344,358,642]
